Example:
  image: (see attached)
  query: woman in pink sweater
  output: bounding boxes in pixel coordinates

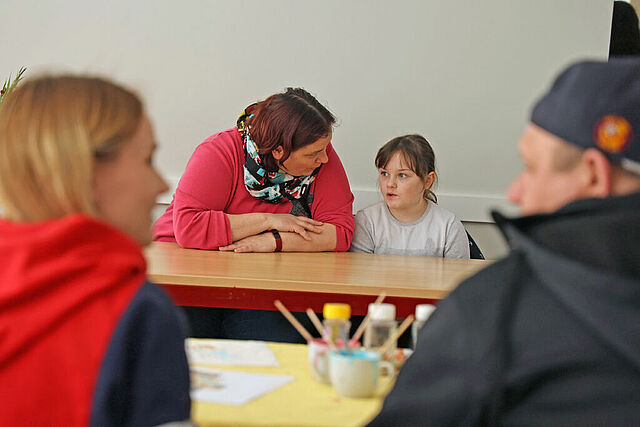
[154,88,354,341]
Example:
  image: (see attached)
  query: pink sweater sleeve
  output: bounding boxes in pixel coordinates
[311,145,355,252]
[171,132,237,249]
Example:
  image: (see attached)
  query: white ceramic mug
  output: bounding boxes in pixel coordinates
[308,338,331,384]
[329,349,395,398]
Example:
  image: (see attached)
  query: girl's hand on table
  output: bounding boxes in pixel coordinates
[267,213,323,241]
[219,233,278,253]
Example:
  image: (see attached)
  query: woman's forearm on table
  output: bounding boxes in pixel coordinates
[227,213,270,242]
[280,223,337,252]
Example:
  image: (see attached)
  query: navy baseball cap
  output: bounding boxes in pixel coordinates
[531,58,640,174]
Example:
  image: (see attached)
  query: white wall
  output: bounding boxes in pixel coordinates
[2,0,612,228]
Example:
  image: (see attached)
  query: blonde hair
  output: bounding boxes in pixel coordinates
[0,75,142,221]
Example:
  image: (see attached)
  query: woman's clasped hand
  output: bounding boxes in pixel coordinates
[220,213,323,252]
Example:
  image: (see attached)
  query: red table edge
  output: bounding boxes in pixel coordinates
[159,284,440,317]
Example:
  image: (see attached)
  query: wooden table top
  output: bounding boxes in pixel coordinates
[146,242,491,300]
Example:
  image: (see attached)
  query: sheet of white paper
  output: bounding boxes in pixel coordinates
[191,367,294,406]
[186,338,279,367]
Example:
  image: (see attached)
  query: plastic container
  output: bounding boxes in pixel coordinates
[412,304,436,349]
[363,303,397,358]
[323,303,351,347]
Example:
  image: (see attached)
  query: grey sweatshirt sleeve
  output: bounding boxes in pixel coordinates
[349,210,375,253]
[444,217,470,259]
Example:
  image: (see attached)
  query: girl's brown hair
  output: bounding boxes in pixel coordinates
[375,134,438,203]
[247,87,335,172]
[0,75,143,221]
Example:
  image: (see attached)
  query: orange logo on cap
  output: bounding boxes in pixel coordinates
[595,115,632,153]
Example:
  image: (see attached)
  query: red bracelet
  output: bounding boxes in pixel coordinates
[271,230,282,252]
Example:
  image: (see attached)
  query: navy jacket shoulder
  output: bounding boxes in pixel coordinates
[369,193,640,426]
[91,281,191,427]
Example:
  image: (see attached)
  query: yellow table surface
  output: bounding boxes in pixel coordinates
[191,341,391,427]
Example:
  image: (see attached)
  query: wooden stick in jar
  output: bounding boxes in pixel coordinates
[351,292,386,344]
[274,300,314,342]
[305,308,336,349]
[377,314,414,356]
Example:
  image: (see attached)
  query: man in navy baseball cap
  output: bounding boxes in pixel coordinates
[508,58,640,214]
[369,59,640,426]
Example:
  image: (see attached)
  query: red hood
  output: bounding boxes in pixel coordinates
[0,214,146,424]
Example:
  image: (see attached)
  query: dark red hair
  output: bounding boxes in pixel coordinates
[247,88,335,172]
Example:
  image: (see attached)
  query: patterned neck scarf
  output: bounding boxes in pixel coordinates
[237,106,319,217]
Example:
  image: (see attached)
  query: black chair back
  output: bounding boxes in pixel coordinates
[466,230,485,260]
